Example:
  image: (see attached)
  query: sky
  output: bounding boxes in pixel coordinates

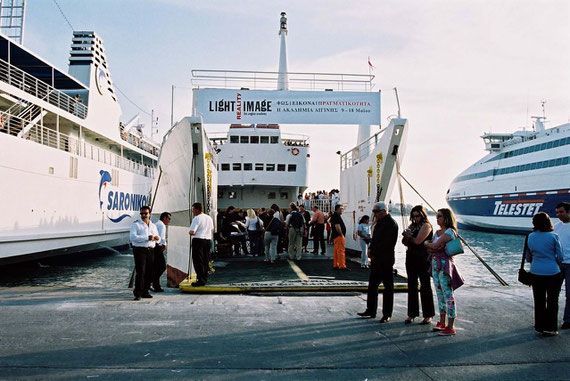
[23,0,569,209]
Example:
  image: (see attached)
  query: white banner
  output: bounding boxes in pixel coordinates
[193,89,380,125]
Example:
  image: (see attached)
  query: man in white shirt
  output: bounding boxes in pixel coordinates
[189,202,214,287]
[151,212,171,292]
[129,206,160,300]
[554,202,570,329]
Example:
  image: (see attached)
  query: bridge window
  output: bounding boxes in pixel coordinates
[270,136,279,144]
[244,163,252,171]
[260,136,269,144]
[221,163,230,171]
[233,163,241,171]
[266,164,275,171]
[255,163,264,170]
[230,136,239,143]
[250,136,259,143]
[240,136,249,144]
[277,164,286,171]
[288,164,297,172]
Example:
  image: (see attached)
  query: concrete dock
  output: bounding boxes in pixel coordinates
[0,285,569,380]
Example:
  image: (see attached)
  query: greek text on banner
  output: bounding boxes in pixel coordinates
[193,89,381,125]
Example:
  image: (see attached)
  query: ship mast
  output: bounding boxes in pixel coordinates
[277,12,289,91]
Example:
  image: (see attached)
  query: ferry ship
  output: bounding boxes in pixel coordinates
[0,29,158,264]
[446,112,570,234]
[209,124,308,210]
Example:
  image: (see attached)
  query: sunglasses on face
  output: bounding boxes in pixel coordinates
[141,212,149,215]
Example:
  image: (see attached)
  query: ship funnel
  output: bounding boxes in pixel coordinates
[277,12,289,90]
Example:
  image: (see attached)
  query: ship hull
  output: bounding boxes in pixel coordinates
[152,117,218,287]
[0,132,153,264]
[447,189,569,234]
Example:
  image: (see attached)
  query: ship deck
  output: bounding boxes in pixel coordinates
[179,253,408,294]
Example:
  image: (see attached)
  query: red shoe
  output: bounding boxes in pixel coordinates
[438,327,456,336]
[432,321,446,331]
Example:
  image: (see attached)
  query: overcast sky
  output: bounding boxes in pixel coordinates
[24,0,569,209]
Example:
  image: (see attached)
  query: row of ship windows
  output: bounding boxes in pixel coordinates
[230,135,279,144]
[219,163,297,172]
[487,136,570,162]
[219,191,289,200]
[454,156,570,183]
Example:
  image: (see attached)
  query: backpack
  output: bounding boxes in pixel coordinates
[288,211,304,232]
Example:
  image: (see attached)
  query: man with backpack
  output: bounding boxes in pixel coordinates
[285,203,304,260]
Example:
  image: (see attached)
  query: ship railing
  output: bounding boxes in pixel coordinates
[192,69,375,92]
[282,133,309,147]
[302,199,339,214]
[0,58,88,119]
[0,111,154,178]
[340,128,384,170]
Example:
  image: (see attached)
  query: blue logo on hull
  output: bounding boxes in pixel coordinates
[98,170,148,223]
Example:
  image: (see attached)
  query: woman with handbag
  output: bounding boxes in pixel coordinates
[424,208,464,336]
[526,212,564,336]
[264,209,281,263]
[402,205,435,325]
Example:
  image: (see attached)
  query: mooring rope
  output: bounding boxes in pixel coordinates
[398,172,509,286]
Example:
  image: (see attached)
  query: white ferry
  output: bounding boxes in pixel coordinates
[0,30,158,264]
[209,124,308,210]
[446,110,570,234]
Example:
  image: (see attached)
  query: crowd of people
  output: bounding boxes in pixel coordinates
[127,199,570,337]
[219,203,345,265]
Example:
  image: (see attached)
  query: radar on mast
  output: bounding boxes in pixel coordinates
[279,12,287,35]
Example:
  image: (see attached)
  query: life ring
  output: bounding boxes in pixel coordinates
[291,147,300,156]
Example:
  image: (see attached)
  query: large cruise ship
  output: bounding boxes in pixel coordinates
[446,113,570,234]
[0,27,158,263]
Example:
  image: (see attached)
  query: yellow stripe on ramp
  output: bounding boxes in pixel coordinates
[287,259,309,281]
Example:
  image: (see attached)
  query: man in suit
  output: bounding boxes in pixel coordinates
[357,202,399,322]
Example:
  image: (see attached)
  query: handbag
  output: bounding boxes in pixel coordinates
[445,230,464,256]
[518,234,532,286]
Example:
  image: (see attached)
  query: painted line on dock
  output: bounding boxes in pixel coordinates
[287,259,309,281]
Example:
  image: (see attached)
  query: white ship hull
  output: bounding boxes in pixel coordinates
[341,118,408,252]
[152,117,218,287]
[0,132,152,263]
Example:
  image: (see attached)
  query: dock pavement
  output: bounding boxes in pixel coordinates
[0,284,569,380]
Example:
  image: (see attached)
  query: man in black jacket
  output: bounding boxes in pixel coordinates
[358,202,399,322]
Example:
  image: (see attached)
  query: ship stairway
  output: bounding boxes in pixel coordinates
[16,104,47,138]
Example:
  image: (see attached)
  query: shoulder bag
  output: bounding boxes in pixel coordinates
[518,234,532,286]
[445,230,464,256]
